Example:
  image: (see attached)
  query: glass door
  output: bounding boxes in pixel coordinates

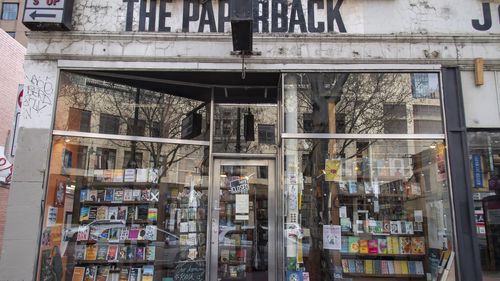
[211,159,276,281]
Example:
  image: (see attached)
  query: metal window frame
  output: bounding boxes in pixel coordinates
[1,3,18,20]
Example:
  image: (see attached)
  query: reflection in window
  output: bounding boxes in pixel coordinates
[68,108,91,132]
[123,151,143,168]
[94,148,116,169]
[1,3,18,20]
[258,124,275,144]
[411,73,440,99]
[99,113,119,134]
[127,119,146,136]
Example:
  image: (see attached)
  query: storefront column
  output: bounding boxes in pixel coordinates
[442,67,483,281]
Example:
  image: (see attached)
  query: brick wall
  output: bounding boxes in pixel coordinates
[0,28,24,260]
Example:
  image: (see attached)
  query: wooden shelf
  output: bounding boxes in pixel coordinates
[343,273,425,278]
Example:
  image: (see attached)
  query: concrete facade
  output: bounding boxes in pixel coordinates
[1,0,500,280]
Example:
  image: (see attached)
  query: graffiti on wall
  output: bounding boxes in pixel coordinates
[24,74,54,120]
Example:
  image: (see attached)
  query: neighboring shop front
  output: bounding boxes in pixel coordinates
[0,1,499,281]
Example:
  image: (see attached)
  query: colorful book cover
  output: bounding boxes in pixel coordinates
[96,266,110,281]
[126,246,136,260]
[387,260,395,274]
[132,190,141,201]
[341,236,349,253]
[399,237,412,254]
[107,245,118,261]
[348,237,359,253]
[401,260,409,274]
[378,238,387,254]
[415,261,425,275]
[359,239,369,254]
[364,259,374,274]
[147,208,158,223]
[96,206,108,221]
[411,237,425,255]
[146,245,156,261]
[355,259,364,273]
[113,189,124,202]
[124,169,136,182]
[128,228,139,240]
[112,169,124,183]
[408,261,417,274]
[390,221,400,234]
[135,246,145,260]
[108,227,120,242]
[88,207,97,221]
[74,244,86,260]
[107,206,119,220]
[144,225,157,241]
[348,181,357,193]
[119,228,129,241]
[127,206,136,220]
[387,236,400,254]
[77,226,89,241]
[123,189,133,201]
[118,245,128,260]
[104,189,114,202]
[103,170,113,182]
[340,218,351,232]
[368,239,378,254]
[128,268,141,281]
[348,259,356,273]
[118,268,129,281]
[80,189,88,202]
[85,244,98,260]
[341,259,349,273]
[381,260,389,274]
[89,190,98,202]
[394,260,402,274]
[83,266,97,281]
[136,168,149,182]
[141,265,154,281]
[374,260,382,274]
[374,220,383,233]
[141,190,150,201]
[98,229,109,241]
[117,206,128,221]
[72,267,86,281]
[96,190,105,202]
[80,207,90,222]
[96,244,109,260]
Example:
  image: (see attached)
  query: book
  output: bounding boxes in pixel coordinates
[96,190,105,202]
[135,246,145,260]
[113,169,124,182]
[411,237,425,254]
[415,261,425,275]
[108,207,119,220]
[373,260,381,274]
[96,206,108,221]
[341,259,349,273]
[127,206,136,220]
[355,259,364,273]
[387,236,400,254]
[374,220,383,234]
[83,266,97,281]
[387,260,395,274]
[220,249,230,262]
[408,261,417,274]
[383,220,391,233]
[381,260,389,274]
[80,207,90,222]
[104,189,114,202]
[180,222,188,233]
[141,190,150,201]
[124,169,136,182]
[107,245,119,261]
[128,268,141,281]
[348,259,356,273]
[98,229,109,241]
[340,218,351,232]
[348,181,357,193]
[88,207,97,221]
[104,170,113,182]
[405,221,414,235]
[128,228,139,240]
[72,267,86,281]
[77,226,89,241]
[117,206,128,221]
[136,168,149,182]
[126,246,136,260]
[348,236,359,253]
[340,236,349,253]
[364,259,374,274]
[149,188,159,202]
[141,265,154,281]
[146,245,156,261]
[359,239,369,254]
[148,168,159,183]
[113,189,124,202]
[401,260,409,274]
[390,221,400,234]
[123,189,133,201]
[96,266,110,281]
[399,237,412,254]
[137,205,148,220]
[144,225,157,241]
[394,260,402,274]
[85,244,98,260]
[132,190,141,201]
[96,245,109,260]
[74,244,86,260]
[108,227,120,242]
[188,220,197,232]
[118,245,128,260]
[148,208,158,223]
[378,238,387,254]
[80,189,88,202]
[118,268,129,281]
[368,239,378,254]
[89,190,98,202]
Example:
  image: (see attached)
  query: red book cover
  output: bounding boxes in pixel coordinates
[368,239,378,254]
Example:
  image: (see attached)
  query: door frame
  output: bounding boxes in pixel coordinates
[209,157,278,281]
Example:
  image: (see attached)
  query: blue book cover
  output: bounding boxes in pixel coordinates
[104,188,114,202]
[80,189,88,202]
[286,271,303,281]
[348,181,358,194]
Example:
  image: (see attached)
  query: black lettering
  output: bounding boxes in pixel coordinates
[198,1,217,32]
[218,0,230,32]
[139,0,157,31]
[289,0,307,33]
[472,3,492,31]
[123,0,139,31]
[182,0,199,32]
[327,0,346,33]
[159,0,172,32]
[308,0,324,33]
[253,0,269,33]
[272,0,288,32]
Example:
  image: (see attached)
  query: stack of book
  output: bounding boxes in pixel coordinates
[71,265,154,281]
[341,259,425,276]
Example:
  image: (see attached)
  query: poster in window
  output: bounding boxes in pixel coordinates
[54,181,66,207]
[325,159,341,182]
[323,225,341,250]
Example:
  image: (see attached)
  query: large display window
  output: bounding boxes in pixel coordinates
[282,73,455,281]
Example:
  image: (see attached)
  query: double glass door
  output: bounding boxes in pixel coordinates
[210,159,277,281]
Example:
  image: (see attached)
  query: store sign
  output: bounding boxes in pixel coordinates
[229,179,249,194]
[472,154,483,188]
[174,260,205,281]
[23,0,74,30]
[123,0,347,33]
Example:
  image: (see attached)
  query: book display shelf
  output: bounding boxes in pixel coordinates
[69,168,208,281]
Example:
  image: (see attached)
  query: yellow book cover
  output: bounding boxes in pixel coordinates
[359,240,369,254]
[85,244,97,260]
[364,259,374,274]
[72,267,85,281]
[401,261,409,274]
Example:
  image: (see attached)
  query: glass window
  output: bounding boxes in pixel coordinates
[258,124,275,144]
[123,151,143,169]
[68,108,92,132]
[6,31,15,38]
[283,138,455,281]
[284,73,442,134]
[1,3,18,20]
[39,136,209,281]
[54,71,210,140]
[467,131,500,279]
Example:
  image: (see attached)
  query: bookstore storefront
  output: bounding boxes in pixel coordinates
[36,69,455,281]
